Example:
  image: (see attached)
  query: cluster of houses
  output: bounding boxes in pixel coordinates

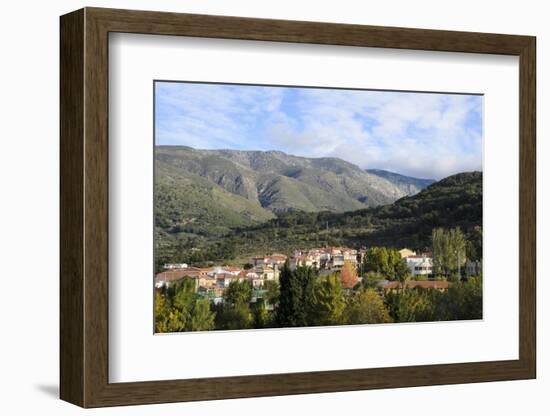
[154,246,481,302]
[154,253,289,301]
[289,247,359,270]
[154,248,362,294]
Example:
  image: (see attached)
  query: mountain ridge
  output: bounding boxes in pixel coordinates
[155,145,434,216]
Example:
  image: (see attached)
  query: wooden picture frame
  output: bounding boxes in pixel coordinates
[60,7,536,408]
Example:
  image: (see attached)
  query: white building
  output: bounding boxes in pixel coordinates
[208,266,241,277]
[405,256,433,277]
[331,254,345,268]
[163,263,188,270]
[252,254,287,268]
[254,265,278,281]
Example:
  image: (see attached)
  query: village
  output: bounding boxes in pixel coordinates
[154,246,482,305]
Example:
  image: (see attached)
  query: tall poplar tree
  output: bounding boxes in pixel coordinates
[432,227,467,277]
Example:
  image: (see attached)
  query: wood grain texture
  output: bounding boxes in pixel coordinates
[83,10,110,406]
[59,8,84,407]
[59,7,537,408]
[518,38,536,376]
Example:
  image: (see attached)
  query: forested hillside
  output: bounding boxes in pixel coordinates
[155,170,482,270]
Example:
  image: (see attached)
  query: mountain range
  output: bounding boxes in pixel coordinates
[155,163,482,268]
[155,145,435,235]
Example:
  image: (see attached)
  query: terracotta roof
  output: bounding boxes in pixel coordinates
[155,270,199,282]
[214,273,240,279]
[184,266,214,273]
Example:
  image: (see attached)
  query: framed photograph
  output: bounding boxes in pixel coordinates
[60,7,536,408]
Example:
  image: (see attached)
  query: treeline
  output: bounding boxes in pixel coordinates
[155,279,215,332]
[275,264,392,327]
[231,172,482,256]
[384,278,482,322]
[155,263,482,333]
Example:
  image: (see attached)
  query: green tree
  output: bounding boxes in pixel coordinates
[361,271,385,289]
[155,291,187,333]
[394,257,411,285]
[155,308,185,333]
[436,276,482,320]
[224,280,252,305]
[252,298,270,329]
[432,227,467,276]
[466,226,483,261]
[155,291,167,321]
[364,247,390,275]
[313,274,345,326]
[449,227,467,275]
[345,288,392,324]
[385,288,438,323]
[172,278,196,311]
[276,262,317,327]
[387,249,403,278]
[215,279,254,330]
[222,300,254,330]
[432,227,448,275]
[163,277,197,329]
[398,288,438,322]
[364,247,409,281]
[296,266,319,326]
[264,280,280,308]
[277,261,296,327]
[187,298,216,331]
[155,292,174,333]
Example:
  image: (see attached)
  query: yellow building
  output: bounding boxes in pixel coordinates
[398,248,417,259]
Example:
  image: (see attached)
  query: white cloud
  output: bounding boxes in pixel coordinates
[267,89,482,179]
[156,82,284,149]
[156,82,482,179]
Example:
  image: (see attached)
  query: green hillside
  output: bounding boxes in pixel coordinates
[223,171,481,258]
[155,160,274,259]
[155,146,424,214]
[155,170,482,270]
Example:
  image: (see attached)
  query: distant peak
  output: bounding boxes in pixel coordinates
[366,168,435,182]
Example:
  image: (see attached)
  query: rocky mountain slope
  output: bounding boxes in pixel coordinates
[155,146,433,224]
[366,169,435,195]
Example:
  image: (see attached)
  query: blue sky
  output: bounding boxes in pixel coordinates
[155,81,482,180]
